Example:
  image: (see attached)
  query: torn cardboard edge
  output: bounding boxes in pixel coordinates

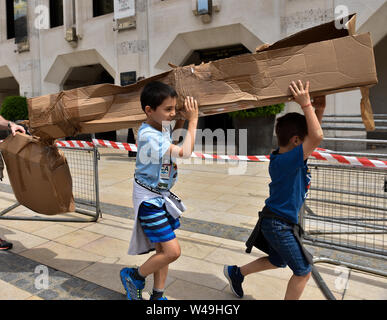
[27,13,377,138]
[255,13,374,131]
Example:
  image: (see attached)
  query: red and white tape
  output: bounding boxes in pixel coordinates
[88,139,387,169]
[90,139,138,152]
[310,151,387,168]
[2,138,384,169]
[56,139,139,151]
[56,140,95,149]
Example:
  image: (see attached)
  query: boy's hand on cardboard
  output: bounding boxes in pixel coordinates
[289,80,311,108]
[181,96,199,121]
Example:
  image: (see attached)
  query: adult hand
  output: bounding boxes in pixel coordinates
[9,122,26,136]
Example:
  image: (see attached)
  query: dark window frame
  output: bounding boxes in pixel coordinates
[49,0,64,28]
[93,0,114,18]
[6,0,15,40]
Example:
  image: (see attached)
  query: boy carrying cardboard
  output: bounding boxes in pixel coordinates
[224,80,326,300]
[120,81,198,300]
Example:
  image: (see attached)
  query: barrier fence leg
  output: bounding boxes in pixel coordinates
[311,265,336,300]
[0,202,21,216]
[301,203,336,300]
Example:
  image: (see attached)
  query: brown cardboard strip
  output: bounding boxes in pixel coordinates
[360,87,375,132]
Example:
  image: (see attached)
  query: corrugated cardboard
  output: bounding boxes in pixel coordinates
[27,14,378,139]
[0,133,75,215]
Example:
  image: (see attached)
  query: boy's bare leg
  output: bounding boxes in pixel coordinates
[284,272,311,300]
[240,256,278,276]
[153,243,169,290]
[138,238,180,277]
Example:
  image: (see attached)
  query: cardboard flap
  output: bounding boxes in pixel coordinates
[168,63,179,68]
[0,133,75,215]
[255,43,271,52]
[263,14,356,52]
[0,133,37,155]
[346,14,357,35]
[360,87,375,132]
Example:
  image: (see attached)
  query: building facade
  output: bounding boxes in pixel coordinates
[0,0,386,142]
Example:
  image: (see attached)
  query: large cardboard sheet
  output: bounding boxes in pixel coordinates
[27,14,378,139]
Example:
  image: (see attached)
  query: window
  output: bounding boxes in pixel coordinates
[93,0,114,17]
[197,0,212,15]
[50,0,64,28]
[6,0,15,39]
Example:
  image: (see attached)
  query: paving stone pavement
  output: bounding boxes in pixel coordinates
[0,251,125,300]
[0,148,385,300]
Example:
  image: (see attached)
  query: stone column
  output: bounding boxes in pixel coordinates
[0,1,7,42]
[136,0,150,78]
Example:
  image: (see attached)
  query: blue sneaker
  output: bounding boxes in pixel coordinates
[150,295,168,300]
[223,265,244,298]
[149,290,168,300]
[120,267,145,300]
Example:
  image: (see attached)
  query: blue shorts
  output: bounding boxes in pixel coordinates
[138,202,180,243]
[261,217,312,276]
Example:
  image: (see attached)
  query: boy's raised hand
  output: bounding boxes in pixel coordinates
[289,80,311,108]
[290,80,324,160]
[169,96,199,159]
[181,96,199,121]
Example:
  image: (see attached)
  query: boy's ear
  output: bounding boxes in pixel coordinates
[145,105,152,115]
[290,136,299,145]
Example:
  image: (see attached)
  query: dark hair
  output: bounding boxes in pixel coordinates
[275,112,308,147]
[140,81,177,112]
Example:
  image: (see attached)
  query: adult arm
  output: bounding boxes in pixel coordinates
[0,116,26,136]
[313,96,326,125]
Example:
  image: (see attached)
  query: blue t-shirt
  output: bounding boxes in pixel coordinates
[265,144,311,224]
[134,122,178,207]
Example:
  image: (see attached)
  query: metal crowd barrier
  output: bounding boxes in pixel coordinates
[322,114,387,132]
[0,145,101,223]
[301,138,387,299]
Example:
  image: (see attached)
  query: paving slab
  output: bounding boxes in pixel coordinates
[0,279,34,300]
[0,149,385,300]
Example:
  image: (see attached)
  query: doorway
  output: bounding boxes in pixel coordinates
[62,64,116,141]
[182,44,251,147]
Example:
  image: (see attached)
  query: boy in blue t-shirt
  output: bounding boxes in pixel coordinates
[224,80,326,300]
[120,81,198,300]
